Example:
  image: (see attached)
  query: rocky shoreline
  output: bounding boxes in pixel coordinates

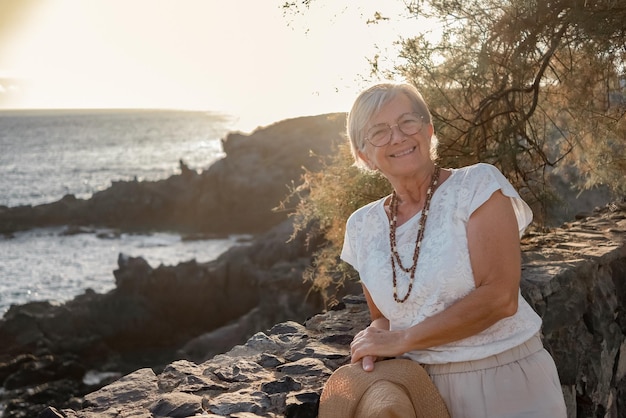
[0,214,362,418]
[0,113,353,418]
[26,202,626,417]
[0,113,347,236]
[0,112,624,417]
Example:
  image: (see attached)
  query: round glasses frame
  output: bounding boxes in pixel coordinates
[364,112,427,147]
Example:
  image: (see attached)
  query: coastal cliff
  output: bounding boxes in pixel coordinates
[0,112,623,417]
[36,202,626,417]
[0,113,347,235]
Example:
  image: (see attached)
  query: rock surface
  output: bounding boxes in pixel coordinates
[0,111,622,417]
[0,214,361,418]
[22,201,626,418]
[0,113,347,235]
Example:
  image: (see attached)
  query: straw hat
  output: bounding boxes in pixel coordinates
[318,359,450,418]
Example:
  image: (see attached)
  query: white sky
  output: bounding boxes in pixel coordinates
[0,0,429,131]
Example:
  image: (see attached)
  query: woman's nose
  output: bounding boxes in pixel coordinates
[389,124,406,143]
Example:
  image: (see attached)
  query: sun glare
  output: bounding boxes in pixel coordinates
[0,0,436,130]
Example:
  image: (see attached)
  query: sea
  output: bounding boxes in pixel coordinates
[0,109,249,316]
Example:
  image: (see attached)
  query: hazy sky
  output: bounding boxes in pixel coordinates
[0,0,425,130]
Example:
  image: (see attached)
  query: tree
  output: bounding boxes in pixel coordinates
[389,0,626,219]
[285,0,625,214]
[281,0,626,304]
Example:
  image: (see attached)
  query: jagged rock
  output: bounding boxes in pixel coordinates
[0,103,621,417]
[0,216,343,417]
[178,307,267,364]
[0,113,347,235]
[81,368,159,413]
[23,202,625,418]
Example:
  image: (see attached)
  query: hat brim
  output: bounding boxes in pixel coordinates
[319,358,450,418]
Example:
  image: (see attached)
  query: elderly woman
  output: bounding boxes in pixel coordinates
[319,83,567,417]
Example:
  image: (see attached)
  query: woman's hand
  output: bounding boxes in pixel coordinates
[350,326,404,370]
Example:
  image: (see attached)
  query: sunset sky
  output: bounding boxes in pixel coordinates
[0,0,429,130]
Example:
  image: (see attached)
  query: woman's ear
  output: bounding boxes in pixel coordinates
[358,150,377,171]
[427,123,434,137]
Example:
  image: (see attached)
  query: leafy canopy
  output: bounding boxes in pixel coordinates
[389,0,626,212]
[282,0,626,304]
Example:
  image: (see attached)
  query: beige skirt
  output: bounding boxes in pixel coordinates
[423,335,567,417]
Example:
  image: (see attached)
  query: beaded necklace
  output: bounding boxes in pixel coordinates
[389,166,441,303]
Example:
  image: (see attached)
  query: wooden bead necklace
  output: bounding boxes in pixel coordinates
[389,165,441,303]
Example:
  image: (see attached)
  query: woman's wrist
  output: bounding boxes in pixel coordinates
[399,327,423,353]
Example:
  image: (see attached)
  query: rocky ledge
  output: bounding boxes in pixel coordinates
[0,215,364,418]
[0,111,623,417]
[32,202,626,418]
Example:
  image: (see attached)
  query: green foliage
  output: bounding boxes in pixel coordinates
[282,0,626,301]
[386,0,626,213]
[285,0,626,209]
[281,142,391,307]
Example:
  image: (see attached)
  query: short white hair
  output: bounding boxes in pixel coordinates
[347,83,439,171]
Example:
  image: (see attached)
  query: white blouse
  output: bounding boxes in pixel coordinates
[341,163,542,364]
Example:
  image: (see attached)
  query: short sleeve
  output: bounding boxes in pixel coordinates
[466,164,533,236]
[340,198,386,272]
[340,213,358,268]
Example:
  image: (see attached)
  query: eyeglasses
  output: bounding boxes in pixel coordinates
[364,113,427,147]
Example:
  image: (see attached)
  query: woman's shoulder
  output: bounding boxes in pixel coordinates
[447,163,532,230]
[452,162,501,177]
[446,163,507,187]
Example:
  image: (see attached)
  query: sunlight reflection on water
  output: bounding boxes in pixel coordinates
[0,227,247,315]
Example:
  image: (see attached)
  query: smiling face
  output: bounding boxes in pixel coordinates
[358,93,434,180]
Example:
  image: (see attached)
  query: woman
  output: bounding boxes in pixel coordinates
[328,83,567,416]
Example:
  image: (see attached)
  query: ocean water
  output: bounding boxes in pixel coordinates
[0,109,231,207]
[0,109,245,315]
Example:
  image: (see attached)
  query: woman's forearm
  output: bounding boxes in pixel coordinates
[400,282,518,351]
